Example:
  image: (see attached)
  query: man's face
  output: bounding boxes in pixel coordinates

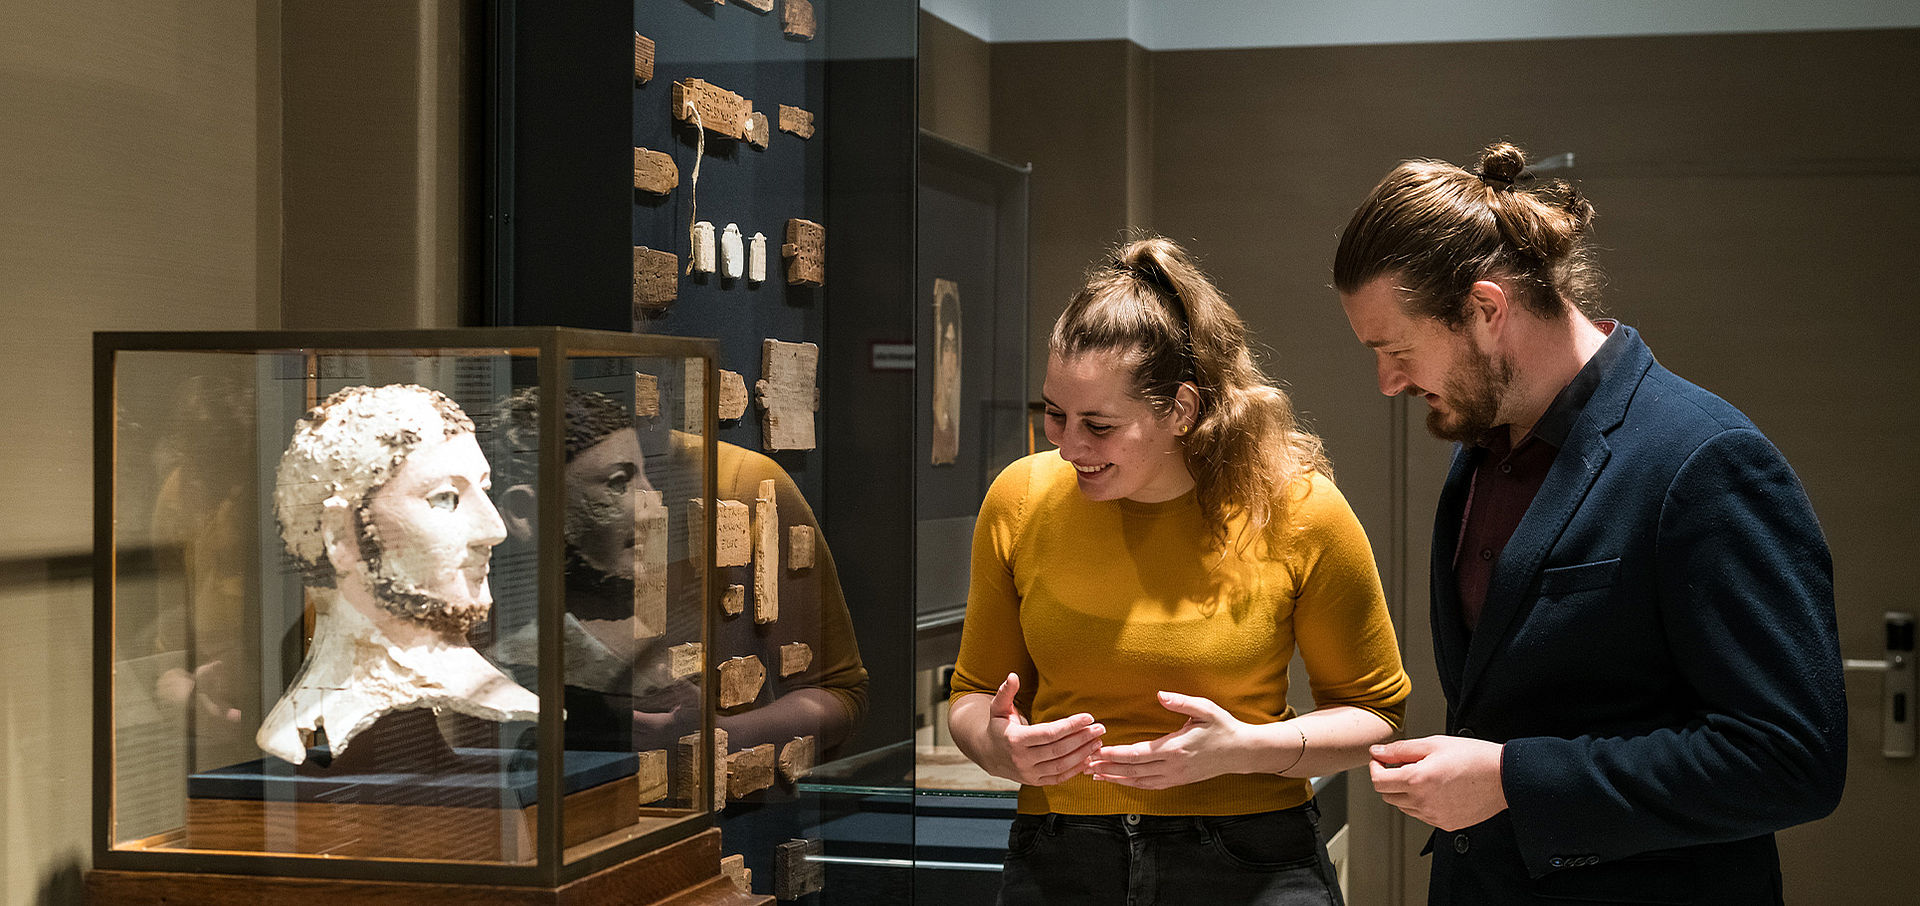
[360,431,507,633]
[1341,275,1513,443]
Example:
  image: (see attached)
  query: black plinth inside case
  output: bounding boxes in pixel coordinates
[188,707,637,809]
[189,747,637,810]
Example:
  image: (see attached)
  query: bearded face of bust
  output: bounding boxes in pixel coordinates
[350,429,507,635]
[274,384,507,637]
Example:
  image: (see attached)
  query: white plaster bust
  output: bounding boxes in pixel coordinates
[258,384,537,765]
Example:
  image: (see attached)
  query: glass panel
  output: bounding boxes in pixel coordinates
[905,132,1031,902]
[110,347,552,865]
[539,354,713,862]
[490,0,920,892]
[111,351,262,850]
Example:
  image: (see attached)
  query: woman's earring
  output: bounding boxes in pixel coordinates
[1176,425,1189,436]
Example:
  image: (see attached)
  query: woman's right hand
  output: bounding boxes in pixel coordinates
[975,673,1106,785]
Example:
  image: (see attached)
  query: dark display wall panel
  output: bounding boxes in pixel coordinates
[485,1,920,901]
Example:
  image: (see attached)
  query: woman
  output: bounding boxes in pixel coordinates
[948,236,1411,905]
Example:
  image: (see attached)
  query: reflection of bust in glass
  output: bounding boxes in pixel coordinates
[258,384,537,765]
[492,389,867,760]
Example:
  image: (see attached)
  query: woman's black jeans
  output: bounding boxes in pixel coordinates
[997,800,1344,906]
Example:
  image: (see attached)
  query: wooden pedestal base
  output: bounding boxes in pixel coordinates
[86,828,772,906]
[182,773,646,862]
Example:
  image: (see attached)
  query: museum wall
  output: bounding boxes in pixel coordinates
[0,2,276,901]
[919,13,991,152]
[0,2,476,901]
[983,39,1153,403]
[280,0,481,329]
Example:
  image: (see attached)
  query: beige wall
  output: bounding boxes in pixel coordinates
[281,0,477,328]
[0,2,470,901]
[0,2,276,900]
[987,39,1154,398]
[920,12,992,152]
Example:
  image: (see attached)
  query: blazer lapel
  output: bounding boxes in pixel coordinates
[1430,444,1476,705]
[1458,436,1610,704]
[1456,330,1654,708]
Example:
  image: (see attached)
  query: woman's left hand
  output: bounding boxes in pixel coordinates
[1087,691,1253,789]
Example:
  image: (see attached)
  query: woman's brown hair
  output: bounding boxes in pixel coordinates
[1333,141,1600,325]
[1051,235,1329,548]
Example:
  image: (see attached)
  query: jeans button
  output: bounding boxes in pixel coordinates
[1453,834,1470,854]
[1124,813,1140,826]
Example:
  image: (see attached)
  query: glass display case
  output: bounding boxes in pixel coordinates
[92,327,723,889]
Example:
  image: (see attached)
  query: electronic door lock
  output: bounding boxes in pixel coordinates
[1843,611,1915,759]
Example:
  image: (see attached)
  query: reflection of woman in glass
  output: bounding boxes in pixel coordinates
[149,374,260,769]
[491,389,867,759]
[948,237,1411,905]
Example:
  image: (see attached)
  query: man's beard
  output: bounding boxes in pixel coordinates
[1424,338,1513,444]
[357,520,493,636]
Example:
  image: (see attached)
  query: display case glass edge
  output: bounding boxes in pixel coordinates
[534,333,565,881]
[699,354,720,868]
[91,326,721,888]
[91,329,117,874]
[911,130,1031,805]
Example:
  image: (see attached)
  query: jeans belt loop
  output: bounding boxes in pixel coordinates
[1042,813,1062,836]
[1194,816,1213,845]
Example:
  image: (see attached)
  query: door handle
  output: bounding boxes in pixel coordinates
[1843,611,1915,759]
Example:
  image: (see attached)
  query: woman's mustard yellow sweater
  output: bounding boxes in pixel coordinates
[950,452,1410,816]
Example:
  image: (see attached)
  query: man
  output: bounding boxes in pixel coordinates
[1334,142,1845,904]
[260,383,537,765]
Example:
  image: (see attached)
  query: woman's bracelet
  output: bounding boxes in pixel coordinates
[1277,722,1307,775]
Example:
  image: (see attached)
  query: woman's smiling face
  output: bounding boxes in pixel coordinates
[1041,349,1194,504]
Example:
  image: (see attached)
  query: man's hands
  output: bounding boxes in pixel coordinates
[976,673,1107,785]
[1088,691,1262,789]
[1369,735,1509,831]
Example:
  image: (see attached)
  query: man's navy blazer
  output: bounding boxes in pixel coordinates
[1424,325,1846,905]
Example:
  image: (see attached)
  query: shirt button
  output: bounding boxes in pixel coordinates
[1479,548,1494,561]
[1456,727,1474,738]
[1500,463,1513,474]
[1453,834,1470,854]
[1124,814,1140,826]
